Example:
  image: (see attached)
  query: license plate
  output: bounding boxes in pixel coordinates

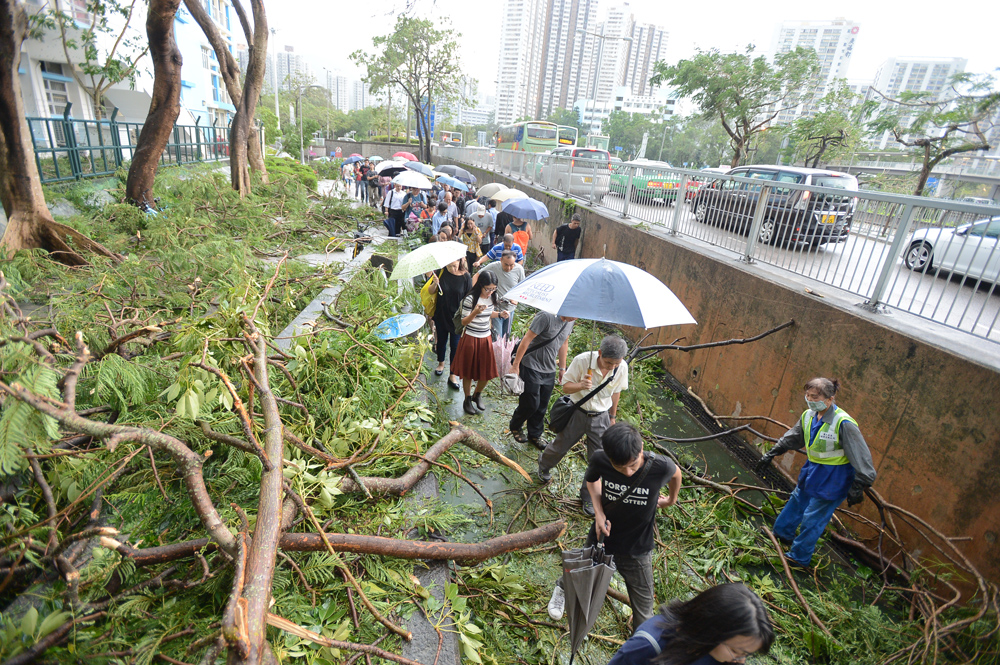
[583,177,592,183]
[820,214,836,225]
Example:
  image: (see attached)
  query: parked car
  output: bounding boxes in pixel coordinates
[689,165,859,248]
[539,146,612,197]
[904,216,1000,283]
[958,196,995,206]
[609,159,698,204]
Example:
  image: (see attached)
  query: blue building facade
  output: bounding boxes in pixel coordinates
[174,0,237,128]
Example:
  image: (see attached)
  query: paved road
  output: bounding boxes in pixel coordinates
[591,192,1000,341]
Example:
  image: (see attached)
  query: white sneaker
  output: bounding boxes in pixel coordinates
[547,584,565,620]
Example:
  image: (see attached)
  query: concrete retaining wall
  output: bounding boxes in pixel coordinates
[319,139,426,161]
[441,159,1000,584]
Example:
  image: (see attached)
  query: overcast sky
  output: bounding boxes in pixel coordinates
[265,0,1000,99]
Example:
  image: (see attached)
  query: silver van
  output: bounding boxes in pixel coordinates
[540,147,612,198]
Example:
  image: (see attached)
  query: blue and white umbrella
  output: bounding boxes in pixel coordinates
[501,197,549,220]
[502,258,696,329]
[436,174,470,192]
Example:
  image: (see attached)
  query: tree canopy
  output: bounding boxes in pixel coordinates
[785,81,874,168]
[869,72,999,196]
[650,45,819,167]
[351,16,467,162]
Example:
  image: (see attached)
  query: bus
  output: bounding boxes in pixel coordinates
[585,134,610,151]
[439,130,463,146]
[495,121,558,153]
[557,125,579,147]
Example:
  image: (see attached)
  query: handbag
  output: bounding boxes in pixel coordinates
[453,295,473,336]
[420,270,443,317]
[547,366,618,434]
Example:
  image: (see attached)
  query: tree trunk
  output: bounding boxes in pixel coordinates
[0,0,116,266]
[228,0,267,196]
[125,0,183,209]
[182,0,268,189]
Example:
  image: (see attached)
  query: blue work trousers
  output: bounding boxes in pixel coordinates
[773,485,841,566]
[491,310,513,340]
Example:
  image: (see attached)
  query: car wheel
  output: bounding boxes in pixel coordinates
[758,219,777,245]
[693,202,708,224]
[905,241,933,272]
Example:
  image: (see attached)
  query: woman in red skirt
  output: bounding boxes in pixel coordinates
[452,271,507,415]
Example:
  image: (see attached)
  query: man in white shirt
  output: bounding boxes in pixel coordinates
[382,183,407,238]
[537,335,630,516]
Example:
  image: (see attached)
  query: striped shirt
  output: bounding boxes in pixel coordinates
[461,295,494,338]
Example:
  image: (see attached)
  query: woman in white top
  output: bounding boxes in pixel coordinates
[451,271,507,415]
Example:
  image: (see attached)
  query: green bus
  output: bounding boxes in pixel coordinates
[557,125,579,147]
[495,121,559,153]
[609,159,700,203]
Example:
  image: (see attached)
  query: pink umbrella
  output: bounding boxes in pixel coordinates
[493,335,518,377]
[349,153,362,157]
[393,151,418,161]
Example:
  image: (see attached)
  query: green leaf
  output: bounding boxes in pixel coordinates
[21,606,38,638]
[37,611,71,639]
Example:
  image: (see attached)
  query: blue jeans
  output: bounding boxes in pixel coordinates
[557,250,576,262]
[773,485,841,566]
[491,310,513,340]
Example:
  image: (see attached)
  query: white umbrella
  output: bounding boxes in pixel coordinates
[490,189,528,203]
[389,241,468,281]
[392,171,433,190]
[476,183,508,199]
[502,258,696,330]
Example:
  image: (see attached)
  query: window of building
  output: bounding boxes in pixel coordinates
[202,46,211,68]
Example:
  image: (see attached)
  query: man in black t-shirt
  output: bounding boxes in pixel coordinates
[552,213,582,261]
[547,422,682,630]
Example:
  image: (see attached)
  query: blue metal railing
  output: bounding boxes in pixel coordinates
[27,103,237,184]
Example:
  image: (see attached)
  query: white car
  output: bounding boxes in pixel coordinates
[905,217,1000,283]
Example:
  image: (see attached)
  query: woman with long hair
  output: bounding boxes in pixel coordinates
[459,216,483,270]
[451,270,506,415]
[607,584,773,665]
[427,259,471,389]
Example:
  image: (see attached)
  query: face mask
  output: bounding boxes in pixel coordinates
[805,398,828,411]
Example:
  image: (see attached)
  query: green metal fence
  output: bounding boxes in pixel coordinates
[28,103,234,184]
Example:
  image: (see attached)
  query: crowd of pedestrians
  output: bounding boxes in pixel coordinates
[348,156,876,664]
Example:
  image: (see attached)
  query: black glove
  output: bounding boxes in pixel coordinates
[847,481,868,506]
[753,452,776,475]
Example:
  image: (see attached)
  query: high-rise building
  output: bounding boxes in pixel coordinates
[351,80,371,111]
[325,71,350,113]
[495,0,548,125]
[533,0,600,119]
[495,0,667,126]
[275,46,306,91]
[868,56,967,149]
[770,18,860,123]
[587,4,666,102]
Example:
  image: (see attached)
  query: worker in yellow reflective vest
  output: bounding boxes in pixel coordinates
[755,377,877,569]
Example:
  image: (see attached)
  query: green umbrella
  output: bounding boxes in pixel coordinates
[388,241,468,281]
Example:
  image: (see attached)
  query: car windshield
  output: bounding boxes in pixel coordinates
[812,175,858,190]
[574,150,609,161]
[527,126,557,139]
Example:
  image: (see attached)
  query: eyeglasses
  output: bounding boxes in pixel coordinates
[482,286,497,293]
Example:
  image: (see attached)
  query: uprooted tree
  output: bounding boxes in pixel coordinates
[0,0,120,264]
[182,0,268,194]
[0,272,560,663]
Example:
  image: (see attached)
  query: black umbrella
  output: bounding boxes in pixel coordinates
[436,164,477,185]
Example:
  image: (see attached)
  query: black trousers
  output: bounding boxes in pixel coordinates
[509,365,556,441]
[387,208,404,237]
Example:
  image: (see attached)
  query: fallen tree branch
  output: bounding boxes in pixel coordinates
[627,320,795,363]
[761,526,832,637]
[266,613,423,665]
[114,521,567,567]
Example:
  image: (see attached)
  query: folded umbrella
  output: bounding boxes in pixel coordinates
[561,539,616,664]
[392,171,434,190]
[388,241,469,281]
[476,183,508,199]
[436,175,470,192]
[503,258,697,330]
[501,197,549,221]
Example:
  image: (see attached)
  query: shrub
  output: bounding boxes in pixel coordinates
[264,156,318,190]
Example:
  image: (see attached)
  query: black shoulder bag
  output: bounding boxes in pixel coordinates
[510,321,568,365]
[547,366,618,434]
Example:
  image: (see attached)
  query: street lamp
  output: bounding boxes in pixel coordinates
[576,28,632,132]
